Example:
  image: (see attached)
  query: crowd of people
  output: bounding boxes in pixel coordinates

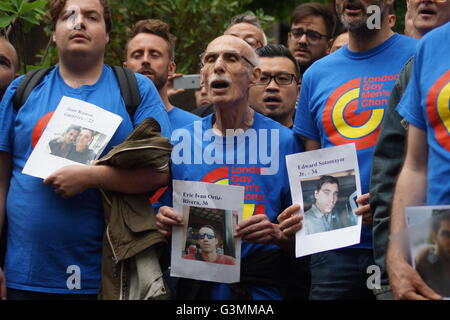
[0,0,449,301]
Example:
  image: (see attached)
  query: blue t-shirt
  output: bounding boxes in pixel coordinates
[0,65,171,294]
[162,112,303,299]
[397,22,450,205]
[168,106,200,129]
[293,33,417,248]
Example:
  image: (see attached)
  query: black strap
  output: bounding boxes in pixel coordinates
[13,67,54,112]
[12,66,141,120]
[111,66,141,120]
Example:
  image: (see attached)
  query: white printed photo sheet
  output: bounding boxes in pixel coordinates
[171,180,245,284]
[23,96,122,179]
[286,143,362,257]
[405,206,450,299]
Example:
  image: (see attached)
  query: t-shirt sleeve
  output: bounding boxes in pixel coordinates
[292,72,321,141]
[397,50,426,131]
[133,73,172,138]
[0,77,22,153]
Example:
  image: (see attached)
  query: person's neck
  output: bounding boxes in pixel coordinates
[201,251,218,262]
[348,21,394,52]
[59,53,104,88]
[159,85,173,112]
[213,99,254,136]
[270,111,294,128]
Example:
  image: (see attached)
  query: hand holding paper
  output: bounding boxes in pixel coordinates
[156,206,184,237]
[354,193,373,226]
[277,204,303,238]
[387,256,441,300]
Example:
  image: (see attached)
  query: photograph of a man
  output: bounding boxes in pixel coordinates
[48,125,80,158]
[415,210,450,297]
[183,225,236,265]
[303,174,357,235]
[66,128,97,165]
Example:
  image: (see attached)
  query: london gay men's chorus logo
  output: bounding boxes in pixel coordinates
[427,70,450,151]
[201,166,265,221]
[322,76,399,150]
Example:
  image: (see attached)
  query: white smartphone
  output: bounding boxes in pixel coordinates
[173,74,201,90]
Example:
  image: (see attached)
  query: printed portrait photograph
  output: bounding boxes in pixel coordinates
[46,124,108,165]
[410,209,450,298]
[181,206,238,266]
[301,169,358,235]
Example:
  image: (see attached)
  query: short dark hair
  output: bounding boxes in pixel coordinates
[255,44,301,82]
[228,13,268,46]
[290,2,336,38]
[65,125,81,134]
[315,175,339,192]
[431,210,450,234]
[48,0,112,33]
[127,19,176,60]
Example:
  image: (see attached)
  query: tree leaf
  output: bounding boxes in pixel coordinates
[0,15,14,28]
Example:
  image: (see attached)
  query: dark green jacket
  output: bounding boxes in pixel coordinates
[96,117,173,300]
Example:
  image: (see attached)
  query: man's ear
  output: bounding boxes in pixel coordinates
[168,60,176,75]
[250,67,261,85]
[123,61,127,68]
[52,32,56,43]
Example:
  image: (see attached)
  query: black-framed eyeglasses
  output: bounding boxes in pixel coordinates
[199,51,255,68]
[256,72,298,86]
[197,233,215,240]
[289,28,329,42]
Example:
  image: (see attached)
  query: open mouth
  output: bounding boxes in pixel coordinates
[263,96,282,106]
[418,7,437,17]
[211,80,230,90]
[344,2,363,14]
[140,70,154,76]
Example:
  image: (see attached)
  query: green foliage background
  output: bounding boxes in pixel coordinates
[1,0,408,74]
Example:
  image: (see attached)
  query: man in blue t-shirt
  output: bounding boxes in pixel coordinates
[0,0,171,300]
[290,0,417,299]
[156,35,304,300]
[387,22,450,300]
[124,19,200,129]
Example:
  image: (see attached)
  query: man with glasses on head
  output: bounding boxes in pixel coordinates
[249,44,301,129]
[287,2,336,75]
[183,225,236,265]
[224,14,267,50]
[156,35,303,300]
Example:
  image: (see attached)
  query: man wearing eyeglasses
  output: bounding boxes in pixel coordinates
[249,44,301,128]
[156,35,303,300]
[183,225,236,265]
[287,2,336,75]
[286,0,418,300]
[224,14,267,50]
